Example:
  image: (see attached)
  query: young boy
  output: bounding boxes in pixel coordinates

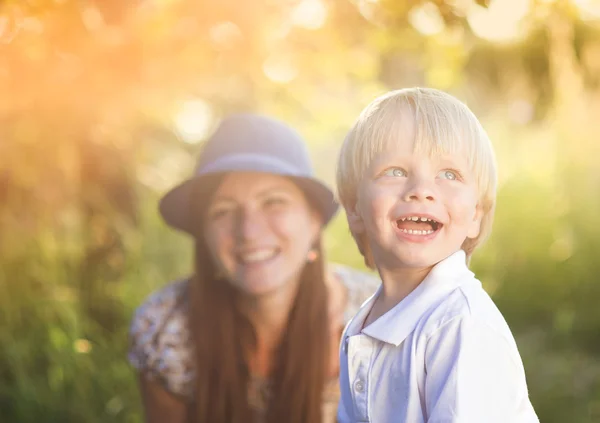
[335,88,539,423]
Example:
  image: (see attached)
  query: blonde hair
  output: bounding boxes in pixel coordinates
[336,87,497,267]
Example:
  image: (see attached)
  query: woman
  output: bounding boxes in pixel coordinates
[128,114,379,423]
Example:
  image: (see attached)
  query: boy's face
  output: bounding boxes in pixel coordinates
[351,123,483,272]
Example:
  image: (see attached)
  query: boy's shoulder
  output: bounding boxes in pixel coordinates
[417,276,516,347]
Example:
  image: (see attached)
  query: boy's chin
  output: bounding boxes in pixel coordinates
[388,248,450,269]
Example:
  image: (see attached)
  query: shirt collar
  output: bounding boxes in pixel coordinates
[359,250,474,347]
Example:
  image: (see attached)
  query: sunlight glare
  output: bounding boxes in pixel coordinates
[573,0,600,20]
[74,339,92,354]
[467,0,531,43]
[173,99,214,144]
[209,21,242,50]
[291,0,328,30]
[263,54,298,84]
[409,2,445,36]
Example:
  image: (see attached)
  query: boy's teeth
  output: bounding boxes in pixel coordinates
[399,228,434,235]
[400,216,434,222]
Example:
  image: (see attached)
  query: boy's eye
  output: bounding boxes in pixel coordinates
[383,167,407,177]
[438,169,459,180]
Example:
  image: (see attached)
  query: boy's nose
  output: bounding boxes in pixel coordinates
[403,179,436,202]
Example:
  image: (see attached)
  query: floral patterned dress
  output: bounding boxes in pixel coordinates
[128,263,380,422]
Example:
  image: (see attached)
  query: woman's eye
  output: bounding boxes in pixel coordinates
[264,196,287,208]
[208,208,232,220]
[438,169,459,180]
[383,167,407,177]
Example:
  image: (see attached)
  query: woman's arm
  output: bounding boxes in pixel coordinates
[139,373,188,423]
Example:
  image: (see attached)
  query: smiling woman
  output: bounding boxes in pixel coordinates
[203,172,321,299]
[127,114,379,423]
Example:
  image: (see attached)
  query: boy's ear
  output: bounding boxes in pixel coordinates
[467,204,484,239]
[346,205,376,269]
[345,205,365,235]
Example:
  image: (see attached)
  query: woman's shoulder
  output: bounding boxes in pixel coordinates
[130,278,190,339]
[329,263,381,324]
[128,278,195,398]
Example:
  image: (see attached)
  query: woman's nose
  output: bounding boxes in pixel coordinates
[235,208,267,241]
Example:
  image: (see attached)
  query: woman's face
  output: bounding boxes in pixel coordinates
[203,172,322,298]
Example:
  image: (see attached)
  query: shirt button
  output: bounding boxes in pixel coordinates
[354,380,365,393]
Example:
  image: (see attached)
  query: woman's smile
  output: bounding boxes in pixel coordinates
[236,247,280,265]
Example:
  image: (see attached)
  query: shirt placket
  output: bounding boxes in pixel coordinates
[346,334,375,422]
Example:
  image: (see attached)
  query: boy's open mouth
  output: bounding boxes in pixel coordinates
[396,216,442,235]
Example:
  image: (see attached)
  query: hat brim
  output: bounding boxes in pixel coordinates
[159,168,339,235]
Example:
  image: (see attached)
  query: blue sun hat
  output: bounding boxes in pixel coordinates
[159,113,339,234]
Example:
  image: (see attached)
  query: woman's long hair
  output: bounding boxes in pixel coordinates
[188,179,330,423]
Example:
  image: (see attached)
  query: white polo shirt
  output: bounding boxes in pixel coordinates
[337,250,539,423]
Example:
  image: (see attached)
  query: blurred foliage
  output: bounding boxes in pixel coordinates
[1,0,600,422]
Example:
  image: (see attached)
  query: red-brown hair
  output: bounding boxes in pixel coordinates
[187,178,329,423]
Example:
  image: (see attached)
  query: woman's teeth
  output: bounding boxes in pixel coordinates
[239,249,277,263]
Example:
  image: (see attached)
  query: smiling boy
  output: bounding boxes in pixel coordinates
[335,88,538,423]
